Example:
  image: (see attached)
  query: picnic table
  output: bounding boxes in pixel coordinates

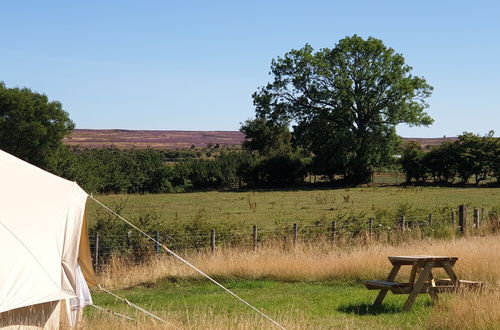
[365,255,484,311]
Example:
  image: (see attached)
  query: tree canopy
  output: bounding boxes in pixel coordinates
[253,35,433,183]
[240,117,292,156]
[0,82,74,168]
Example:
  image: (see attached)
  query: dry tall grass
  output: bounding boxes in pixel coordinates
[83,309,359,330]
[98,235,500,290]
[90,235,500,329]
[427,289,500,329]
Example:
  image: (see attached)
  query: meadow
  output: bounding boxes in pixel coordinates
[83,235,500,329]
[87,187,500,230]
[81,186,500,329]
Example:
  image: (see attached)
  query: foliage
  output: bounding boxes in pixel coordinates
[253,35,433,184]
[0,82,74,168]
[51,147,174,193]
[454,131,497,184]
[251,153,308,185]
[400,132,499,185]
[400,142,427,182]
[422,141,457,183]
[240,117,292,156]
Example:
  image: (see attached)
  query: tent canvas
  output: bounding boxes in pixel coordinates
[0,149,96,328]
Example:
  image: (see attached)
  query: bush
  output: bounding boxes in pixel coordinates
[51,147,174,193]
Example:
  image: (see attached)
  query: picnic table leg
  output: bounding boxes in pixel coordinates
[441,261,459,286]
[374,264,401,305]
[408,262,419,287]
[403,262,434,311]
[429,291,439,305]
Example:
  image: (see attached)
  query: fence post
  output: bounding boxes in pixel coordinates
[252,225,258,251]
[459,205,467,236]
[399,216,406,232]
[155,232,161,254]
[428,214,433,227]
[368,218,373,239]
[473,209,480,229]
[94,233,99,271]
[451,211,456,227]
[331,221,337,244]
[293,224,298,247]
[211,229,216,255]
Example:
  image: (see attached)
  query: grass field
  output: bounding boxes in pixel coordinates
[87,187,500,229]
[85,280,432,329]
[81,187,500,329]
[83,234,500,329]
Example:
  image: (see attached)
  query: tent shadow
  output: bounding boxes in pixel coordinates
[337,303,403,315]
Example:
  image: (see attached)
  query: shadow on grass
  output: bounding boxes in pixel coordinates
[338,303,403,315]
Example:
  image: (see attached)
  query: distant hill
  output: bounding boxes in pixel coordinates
[63,129,457,149]
[64,129,246,149]
[403,137,458,148]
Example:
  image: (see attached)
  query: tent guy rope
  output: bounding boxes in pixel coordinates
[90,304,136,322]
[97,285,181,329]
[89,195,288,330]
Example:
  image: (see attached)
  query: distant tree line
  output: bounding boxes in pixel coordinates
[400,132,500,185]
[50,146,311,194]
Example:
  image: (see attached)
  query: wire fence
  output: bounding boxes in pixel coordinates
[88,204,500,269]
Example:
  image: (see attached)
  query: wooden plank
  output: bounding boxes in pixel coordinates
[403,261,434,311]
[374,264,401,305]
[365,280,409,290]
[408,262,419,287]
[441,261,459,286]
[389,256,458,266]
[436,278,485,289]
[429,286,457,293]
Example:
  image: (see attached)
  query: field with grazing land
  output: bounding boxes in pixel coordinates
[87,187,500,230]
[84,235,500,329]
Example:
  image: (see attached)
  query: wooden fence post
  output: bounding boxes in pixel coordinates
[473,209,480,229]
[451,211,456,227]
[331,221,337,244]
[211,229,216,255]
[399,216,406,232]
[155,232,161,254]
[459,205,467,236]
[252,225,258,251]
[428,214,433,227]
[293,224,298,247]
[94,233,99,271]
[368,218,373,239]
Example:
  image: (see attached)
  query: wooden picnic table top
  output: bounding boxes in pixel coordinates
[388,255,458,264]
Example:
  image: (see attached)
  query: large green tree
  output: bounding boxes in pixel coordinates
[253,35,433,183]
[240,117,292,156]
[0,82,74,168]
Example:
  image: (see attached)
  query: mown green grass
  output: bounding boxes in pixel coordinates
[87,187,500,229]
[87,279,433,329]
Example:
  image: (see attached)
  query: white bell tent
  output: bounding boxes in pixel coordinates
[0,149,96,328]
[0,148,286,329]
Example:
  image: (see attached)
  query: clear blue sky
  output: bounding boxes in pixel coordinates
[1,1,499,137]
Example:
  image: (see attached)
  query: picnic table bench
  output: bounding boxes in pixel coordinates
[365,255,484,311]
